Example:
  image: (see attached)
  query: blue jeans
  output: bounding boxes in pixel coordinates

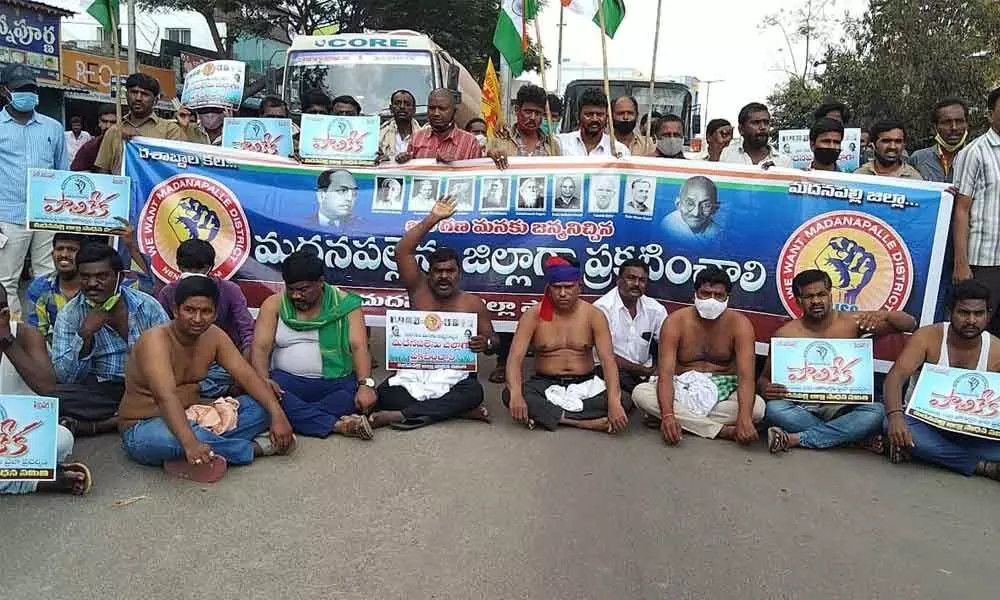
[120,394,270,466]
[765,400,885,449]
[0,425,73,495]
[270,370,358,438]
[199,362,235,398]
[901,414,1000,476]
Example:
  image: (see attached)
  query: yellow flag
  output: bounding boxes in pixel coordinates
[481,58,503,139]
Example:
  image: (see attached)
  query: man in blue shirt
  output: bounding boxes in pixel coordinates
[0,64,66,318]
[51,244,168,435]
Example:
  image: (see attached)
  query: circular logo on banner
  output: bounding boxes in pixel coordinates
[424,313,443,332]
[61,174,95,200]
[138,174,251,282]
[776,210,913,317]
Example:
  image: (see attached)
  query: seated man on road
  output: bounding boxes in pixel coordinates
[883,280,1000,480]
[0,290,92,496]
[503,256,629,433]
[157,239,255,397]
[51,244,169,436]
[370,196,497,430]
[593,258,667,393]
[633,265,764,444]
[759,269,916,453]
[118,276,294,483]
[252,250,375,439]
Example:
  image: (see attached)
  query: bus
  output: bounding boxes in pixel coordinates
[282,30,482,126]
[560,79,694,141]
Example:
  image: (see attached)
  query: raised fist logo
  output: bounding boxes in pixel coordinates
[169,197,221,243]
[814,236,876,305]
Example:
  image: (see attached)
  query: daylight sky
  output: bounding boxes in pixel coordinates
[528,0,868,125]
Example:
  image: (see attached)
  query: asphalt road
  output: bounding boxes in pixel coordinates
[2,352,997,598]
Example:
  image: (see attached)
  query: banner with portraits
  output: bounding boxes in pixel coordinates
[124,138,952,347]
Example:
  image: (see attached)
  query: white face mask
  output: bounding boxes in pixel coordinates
[694,296,728,320]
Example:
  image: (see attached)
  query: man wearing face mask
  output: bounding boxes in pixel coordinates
[187,105,229,146]
[632,265,765,445]
[539,93,562,137]
[465,118,489,153]
[0,64,66,319]
[908,99,969,183]
[856,120,923,179]
[650,114,686,159]
[808,118,845,171]
[487,84,561,169]
[378,89,423,162]
[611,96,654,155]
[720,102,792,168]
[397,89,482,164]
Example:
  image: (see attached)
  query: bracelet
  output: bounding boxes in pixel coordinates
[662,412,675,417]
[886,409,903,417]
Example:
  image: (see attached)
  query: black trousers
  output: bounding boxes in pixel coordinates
[57,377,125,421]
[502,372,633,431]
[375,374,484,422]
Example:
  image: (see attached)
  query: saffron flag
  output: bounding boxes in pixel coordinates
[481,59,503,139]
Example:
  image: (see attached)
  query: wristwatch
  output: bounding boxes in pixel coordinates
[359,377,376,388]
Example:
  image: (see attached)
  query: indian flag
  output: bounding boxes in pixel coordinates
[562,0,626,38]
[494,0,538,77]
[85,0,120,32]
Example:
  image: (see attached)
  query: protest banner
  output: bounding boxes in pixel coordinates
[778,128,863,172]
[124,138,952,361]
[180,60,245,109]
[26,169,130,234]
[222,118,294,156]
[298,114,380,165]
[906,365,1000,441]
[770,338,874,403]
[385,310,478,371]
[0,395,59,482]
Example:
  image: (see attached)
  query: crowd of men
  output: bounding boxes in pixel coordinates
[3,60,1000,494]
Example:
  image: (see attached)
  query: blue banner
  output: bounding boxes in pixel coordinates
[0,5,61,80]
[0,395,58,481]
[907,365,1000,440]
[125,138,951,350]
[770,338,874,403]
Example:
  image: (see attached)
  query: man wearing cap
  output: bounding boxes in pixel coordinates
[95,72,186,175]
[0,64,66,318]
[186,105,230,146]
[503,256,630,433]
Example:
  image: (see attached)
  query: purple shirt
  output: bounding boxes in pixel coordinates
[157,277,255,353]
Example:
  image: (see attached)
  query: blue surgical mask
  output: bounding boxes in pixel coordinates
[9,91,38,112]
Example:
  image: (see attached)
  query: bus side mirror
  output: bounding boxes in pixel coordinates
[447,64,460,90]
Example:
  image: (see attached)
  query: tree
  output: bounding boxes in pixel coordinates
[136,0,275,58]
[767,77,825,132]
[759,0,838,82]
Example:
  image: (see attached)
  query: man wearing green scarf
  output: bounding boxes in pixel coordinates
[909,99,970,183]
[250,250,375,439]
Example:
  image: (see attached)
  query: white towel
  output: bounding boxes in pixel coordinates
[544,376,607,413]
[388,369,467,401]
[672,371,720,417]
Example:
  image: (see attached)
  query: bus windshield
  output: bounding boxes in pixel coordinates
[285,50,436,114]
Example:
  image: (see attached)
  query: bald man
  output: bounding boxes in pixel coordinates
[396,89,482,164]
[662,176,720,240]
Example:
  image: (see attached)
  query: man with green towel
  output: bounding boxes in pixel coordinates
[251,250,376,439]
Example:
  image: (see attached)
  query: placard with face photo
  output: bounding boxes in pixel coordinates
[445,177,476,212]
[515,176,547,212]
[623,176,657,217]
[373,176,405,212]
[479,176,511,212]
[552,174,584,213]
[587,174,621,214]
[408,177,441,212]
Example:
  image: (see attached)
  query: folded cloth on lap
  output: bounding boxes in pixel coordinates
[672,371,724,417]
[543,376,607,413]
[388,369,468,401]
[184,397,240,434]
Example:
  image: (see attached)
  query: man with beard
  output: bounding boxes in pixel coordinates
[632,266,764,444]
[883,280,1000,480]
[662,176,719,240]
[855,120,923,179]
[370,196,497,429]
[650,115,686,159]
[611,96,654,155]
[504,256,629,433]
[397,89,482,163]
[808,118,845,172]
[554,176,581,210]
[95,73,185,174]
[378,89,422,161]
[480,178,509,210]
[313,169,359,230]
[908,99,969,183]
[487,84,561,167]
[118,276,295,482]
[517,177,545,209]
[558,88,630,157]
[720,102,792,168]
[594,259,667,393]
[759,269,915,453]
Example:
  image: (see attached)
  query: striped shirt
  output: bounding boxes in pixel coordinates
[51,286,169,383]
[407,125,483,161]
[954,128,1000,266]
[25,272,144,341]
[0,107,68,225]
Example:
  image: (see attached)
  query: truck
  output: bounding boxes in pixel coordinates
[560,79,694,141]
[282,30,482,127]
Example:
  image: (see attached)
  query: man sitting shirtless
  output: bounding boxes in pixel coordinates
[118,276,294,482]
[633,265,764,444]
[504,256,629,432]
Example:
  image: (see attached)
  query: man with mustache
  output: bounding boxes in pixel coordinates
[396,89,482,163]
[759,269,915,454]
[486,84,561,168]
[378,89,423,162]
[720,102,792,168]
[558,88,630,157]
[909,99,969,183]
[856,120,923,179]
[883,280,1000,481]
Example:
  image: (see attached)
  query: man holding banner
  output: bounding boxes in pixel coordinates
[378,90,422,162]
[95,73,185,175]
[487,84,560,166]
[759,269,916,453]
[397,89,482,164]
[558,88,630,157]
[883,280,1000,481]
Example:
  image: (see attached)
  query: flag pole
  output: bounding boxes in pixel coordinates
[110,7,121,121]
[533,14,554,156]
[596,2,619,158]
[645,0,663,140]
[555,4,565,94]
